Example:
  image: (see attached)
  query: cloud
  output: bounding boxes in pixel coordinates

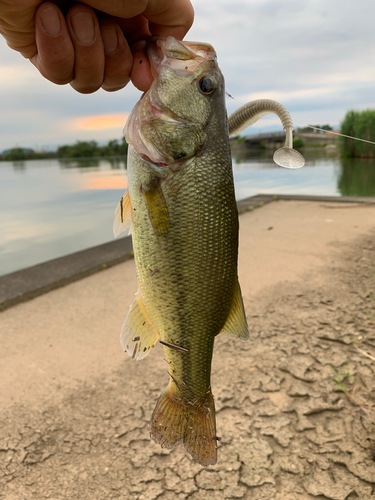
[238,86,333,104]
[80,174,127,191]
[72,114,129,131]
[0,65,39,87]
[191,0,375,118]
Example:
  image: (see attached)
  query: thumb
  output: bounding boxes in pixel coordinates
[144,0,194,39]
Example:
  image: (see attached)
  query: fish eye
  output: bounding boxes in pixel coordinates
[198,77,215,95]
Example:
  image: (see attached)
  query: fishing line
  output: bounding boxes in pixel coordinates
[295,124,375,146]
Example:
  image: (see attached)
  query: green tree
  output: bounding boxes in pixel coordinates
[340,109,375,158]
[3,147,28,161]
[293,137,304,149]
[57,138,128,158]
[100,138,128,156]
[57,140,99,158]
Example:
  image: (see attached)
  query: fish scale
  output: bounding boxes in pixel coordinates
[131,142,236,396]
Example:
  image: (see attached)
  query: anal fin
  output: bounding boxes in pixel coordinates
[113,190,132,237]
[218,279,249,339]
[120,293,160,360]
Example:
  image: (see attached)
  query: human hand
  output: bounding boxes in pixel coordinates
[0,0,194,93]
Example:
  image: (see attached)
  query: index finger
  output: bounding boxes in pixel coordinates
[79,0,194,38]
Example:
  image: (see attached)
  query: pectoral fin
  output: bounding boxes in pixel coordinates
[113,190,132,237]
[218,279,249,339]
[120,293,160,360]
[142,179,169,235]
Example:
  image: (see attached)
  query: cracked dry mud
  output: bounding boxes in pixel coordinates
[1,230,375,499]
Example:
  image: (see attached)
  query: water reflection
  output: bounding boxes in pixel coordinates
[12,161,26,172]
[106,157,127,169]
[57,156,127,171]
[231,145,340,166]
[337,157,375,197]
[231,147,275,165]
[58,158,101,169]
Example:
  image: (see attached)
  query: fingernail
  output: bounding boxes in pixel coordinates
[40,7,61,37]
[71,13,95,45]
[101,27,118,54]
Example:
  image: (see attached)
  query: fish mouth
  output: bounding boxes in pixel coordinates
[147,36,217,79]
[124,97,181,167]
[145,37,217,123]
[140,154,168,169]
[124,37,218,166]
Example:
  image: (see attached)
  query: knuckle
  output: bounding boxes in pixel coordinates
[50,75,73,85]
[70,81,102,94]
[102,83,128,92]
[38,63,74,85]
[102,74,130,91]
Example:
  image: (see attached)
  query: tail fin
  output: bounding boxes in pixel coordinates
[150,385,217,466]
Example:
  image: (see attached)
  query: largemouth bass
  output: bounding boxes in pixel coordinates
[114,37,248,466]
[114,37,304,466]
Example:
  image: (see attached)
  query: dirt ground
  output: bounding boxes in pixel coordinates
[1,200,375,500]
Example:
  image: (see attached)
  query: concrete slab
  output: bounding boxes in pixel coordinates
[0,235,133,311]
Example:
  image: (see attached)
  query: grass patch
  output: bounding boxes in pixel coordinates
[331,365,375,421]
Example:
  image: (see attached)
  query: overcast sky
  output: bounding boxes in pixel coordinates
[1,0,375,152]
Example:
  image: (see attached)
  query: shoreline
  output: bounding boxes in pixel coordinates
[1,193,375,312]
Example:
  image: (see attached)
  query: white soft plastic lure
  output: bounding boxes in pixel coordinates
[228,99,305,169]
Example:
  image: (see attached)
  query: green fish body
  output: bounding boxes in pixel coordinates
[114,37,248,466]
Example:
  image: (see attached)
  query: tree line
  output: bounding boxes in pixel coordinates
[0,138,128,161]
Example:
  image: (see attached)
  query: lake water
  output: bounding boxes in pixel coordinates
[1,150,374,276]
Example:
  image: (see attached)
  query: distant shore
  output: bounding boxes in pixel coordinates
[1,142,336,163]
[0,139,128,162]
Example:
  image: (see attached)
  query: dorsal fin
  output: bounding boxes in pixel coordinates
[217,279,249,339]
